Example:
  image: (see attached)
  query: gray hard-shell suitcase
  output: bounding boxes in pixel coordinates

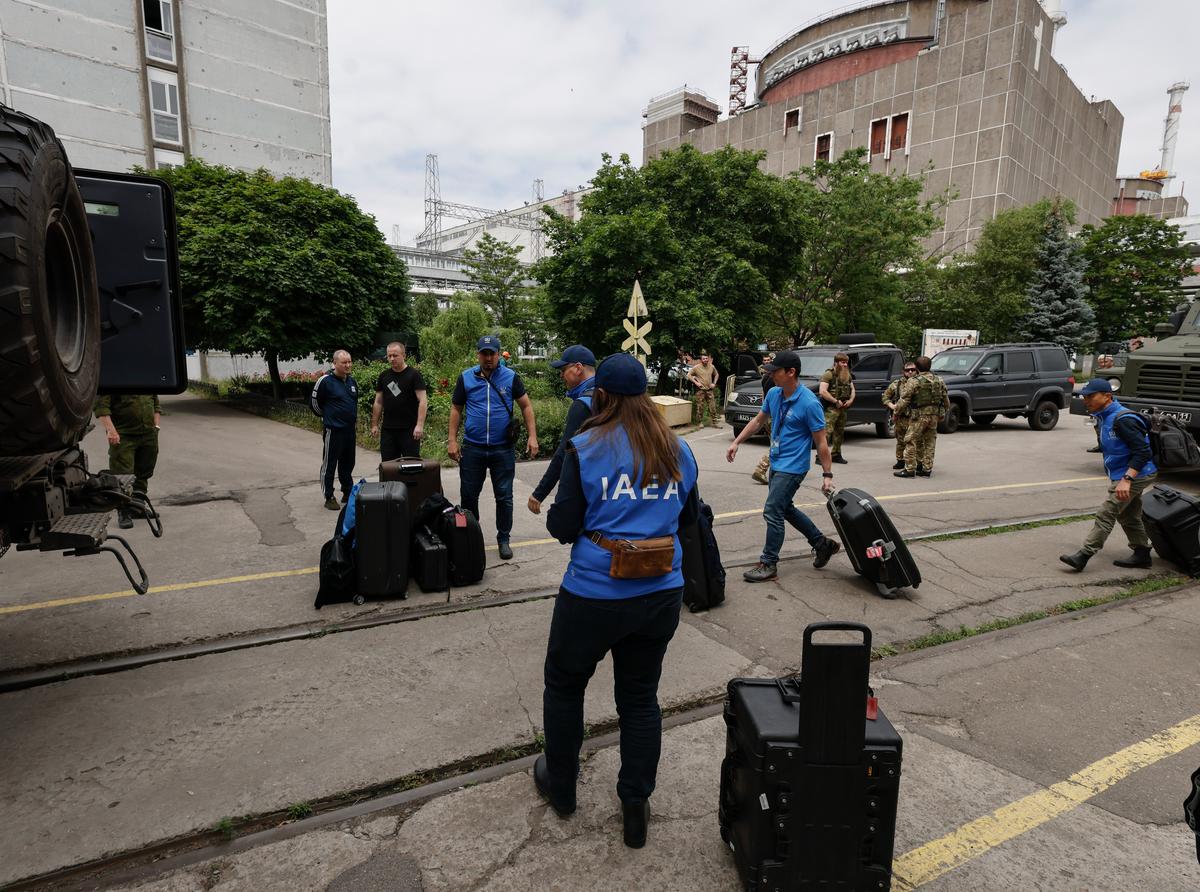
[354,481,410,600]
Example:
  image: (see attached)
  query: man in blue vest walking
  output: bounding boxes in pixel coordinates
[448,336,539,560]
[1060,378,1157,571]
[528,344,596,515]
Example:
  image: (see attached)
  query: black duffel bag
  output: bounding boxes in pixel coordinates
[315,506,357,608]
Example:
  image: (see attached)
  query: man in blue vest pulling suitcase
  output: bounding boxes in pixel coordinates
[1060,378,1157,572]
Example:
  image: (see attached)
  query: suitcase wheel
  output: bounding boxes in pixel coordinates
[875,582,901,600]
[353,594,366,605]
[686,600,702,613]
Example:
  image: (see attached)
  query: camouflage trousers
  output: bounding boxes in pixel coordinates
[824,406,847,455]
[694,389,720,426]
[902,415,939,472]
[109,430,159,495]
[892,415,910,461]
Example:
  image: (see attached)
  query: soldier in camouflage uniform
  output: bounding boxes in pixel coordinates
[94,394,161,528]
[892,356,949,478]
[688,351,721,427]
[882,361,918,470]
[817,353,854,463]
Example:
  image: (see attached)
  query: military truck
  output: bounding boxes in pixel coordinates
[0,105,185,592]
[1070,302,1200,433]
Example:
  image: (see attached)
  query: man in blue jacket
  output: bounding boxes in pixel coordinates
[528,344,596,515]
[448,336,539,559]
[310,350,360,510]
[1060,378,1157,571]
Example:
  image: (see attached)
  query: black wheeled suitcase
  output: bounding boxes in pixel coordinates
[411,526,450,592]
[378,458,443,523]
[354,481,410,601]
[681,499,726,612]
[1141,485,1200,576]
[719,622,902,891]
[826,488,920,599]
[437,505,486,586]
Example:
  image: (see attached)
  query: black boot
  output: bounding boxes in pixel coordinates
[533,755,575,817]
[116,509,133,530]
[1113,546,1152,569]
[1059,550,1091,571]
[892,460,905,470]
[622,800,649,848]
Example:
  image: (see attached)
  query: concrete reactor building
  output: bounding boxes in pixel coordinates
[0,0,331,182]
[643,0,1122,252]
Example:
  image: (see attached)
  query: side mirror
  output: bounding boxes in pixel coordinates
[976,368,996,376]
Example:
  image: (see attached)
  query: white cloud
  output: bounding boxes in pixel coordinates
[328,0,1199,241]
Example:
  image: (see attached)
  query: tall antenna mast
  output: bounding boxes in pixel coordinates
[416,153,442,249]
[531,178,544,262]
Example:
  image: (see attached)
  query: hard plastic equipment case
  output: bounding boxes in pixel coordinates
[826,487,920,598]
[412,526,450,593]
[719,622,902,891]
[1142,484,1200,576]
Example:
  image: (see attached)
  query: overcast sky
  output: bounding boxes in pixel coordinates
[327,1,1198,243]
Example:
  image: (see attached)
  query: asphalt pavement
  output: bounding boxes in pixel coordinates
[1,392,1198,889]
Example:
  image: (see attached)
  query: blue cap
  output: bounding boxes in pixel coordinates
[1080,378,1113,396]
[595,353,647,396]
[476,335,501,353]
[550,345,596,369]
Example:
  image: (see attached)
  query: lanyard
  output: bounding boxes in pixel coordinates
[771,397,794,450]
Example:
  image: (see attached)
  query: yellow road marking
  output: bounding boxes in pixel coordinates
[3,476,1105,617]
[893,712,1200,890]
[712,475,1105,520]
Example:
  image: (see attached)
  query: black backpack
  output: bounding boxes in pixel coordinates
[314,506,357,608]
[1116,409,1200,470]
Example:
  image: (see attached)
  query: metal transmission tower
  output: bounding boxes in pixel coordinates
[729,47,750,116]
[531,178,544,262]
[416,153,443,250]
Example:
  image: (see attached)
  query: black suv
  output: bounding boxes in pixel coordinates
[929,343,1074,433]
[724,343,906,438]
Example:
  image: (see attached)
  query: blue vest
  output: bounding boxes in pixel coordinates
[461,364,517,446]
[1096,400,1157,481]
[569,376,595,409]
[562,428,698,600]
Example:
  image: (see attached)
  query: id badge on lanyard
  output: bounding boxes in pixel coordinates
[770,402,793,459]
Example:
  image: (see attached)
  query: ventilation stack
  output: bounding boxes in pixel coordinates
[1160,82,1190,196]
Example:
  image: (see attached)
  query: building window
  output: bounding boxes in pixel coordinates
[154,148,185,169]
[148,68,181,145]
[870,119,888,156]
[143,0,175,64]
[815,132,832,162]
[785,107,801,134]
[890,112,909,154]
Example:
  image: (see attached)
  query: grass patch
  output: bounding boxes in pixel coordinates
[921,514,1094,543]
[285,802,313,820]
[871,574,1187,660]
[213,816,237,840]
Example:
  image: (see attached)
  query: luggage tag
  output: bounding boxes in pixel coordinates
[454,511,467,528]
[866,687,878,721]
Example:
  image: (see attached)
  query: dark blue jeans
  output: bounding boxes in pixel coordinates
[761,469,824,565]
[542,586,683,806]
[459,441,515,542]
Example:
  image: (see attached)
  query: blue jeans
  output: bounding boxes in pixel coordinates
[459,441,515,542]
[761,470,824,565]
[542,586,683,806]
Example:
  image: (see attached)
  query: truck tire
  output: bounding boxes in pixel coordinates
[732,424,745,439]
[875,416,895,438]
[0,105,99,456]
[1028,400,1059,431]
[937,404,962,434]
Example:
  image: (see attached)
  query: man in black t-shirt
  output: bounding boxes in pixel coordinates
[371,341,428,460]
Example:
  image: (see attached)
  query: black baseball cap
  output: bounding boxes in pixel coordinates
[762,350,800,371]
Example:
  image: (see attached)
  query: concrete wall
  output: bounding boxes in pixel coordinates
[0,0,331,183]
[643,0,1122,254]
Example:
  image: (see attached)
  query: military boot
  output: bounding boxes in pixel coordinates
[1058,550,1091,571]
[1113,546,1152,569]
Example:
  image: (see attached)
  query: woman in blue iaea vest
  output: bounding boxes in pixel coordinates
[537,352,699,849]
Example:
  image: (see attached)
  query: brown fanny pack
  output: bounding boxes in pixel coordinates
[587,531,675,579]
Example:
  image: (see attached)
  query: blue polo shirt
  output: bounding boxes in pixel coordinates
[762,384,826,476]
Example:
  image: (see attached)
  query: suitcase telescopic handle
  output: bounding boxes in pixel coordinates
[803,621,872,652]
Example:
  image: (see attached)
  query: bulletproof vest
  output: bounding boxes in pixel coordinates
[913,373,941,407]
[461,364,517,446]
[826,370,852,400]
[1099,402,1157,481]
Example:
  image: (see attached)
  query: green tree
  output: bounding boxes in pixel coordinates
[767,148,944,346]
[462,232,529,328]
[536,146,800,385]
[148,159,410,397]
[1080,214,1191,341]
[413,292,441,330]
[934,199,1074,342]
[1015,202,1096,353]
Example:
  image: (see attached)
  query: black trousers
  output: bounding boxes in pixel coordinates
[321,426,356,499]
[542,585,683,806]
[380,428,420,462]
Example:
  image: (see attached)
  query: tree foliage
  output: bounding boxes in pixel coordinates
[1080,214,1191,341]
[462,232,530,329]
[535,146,800,376]
[766,148,944,347]
[412,292,441,330]
[1016,202,1096,353]
[148,159,411,395]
